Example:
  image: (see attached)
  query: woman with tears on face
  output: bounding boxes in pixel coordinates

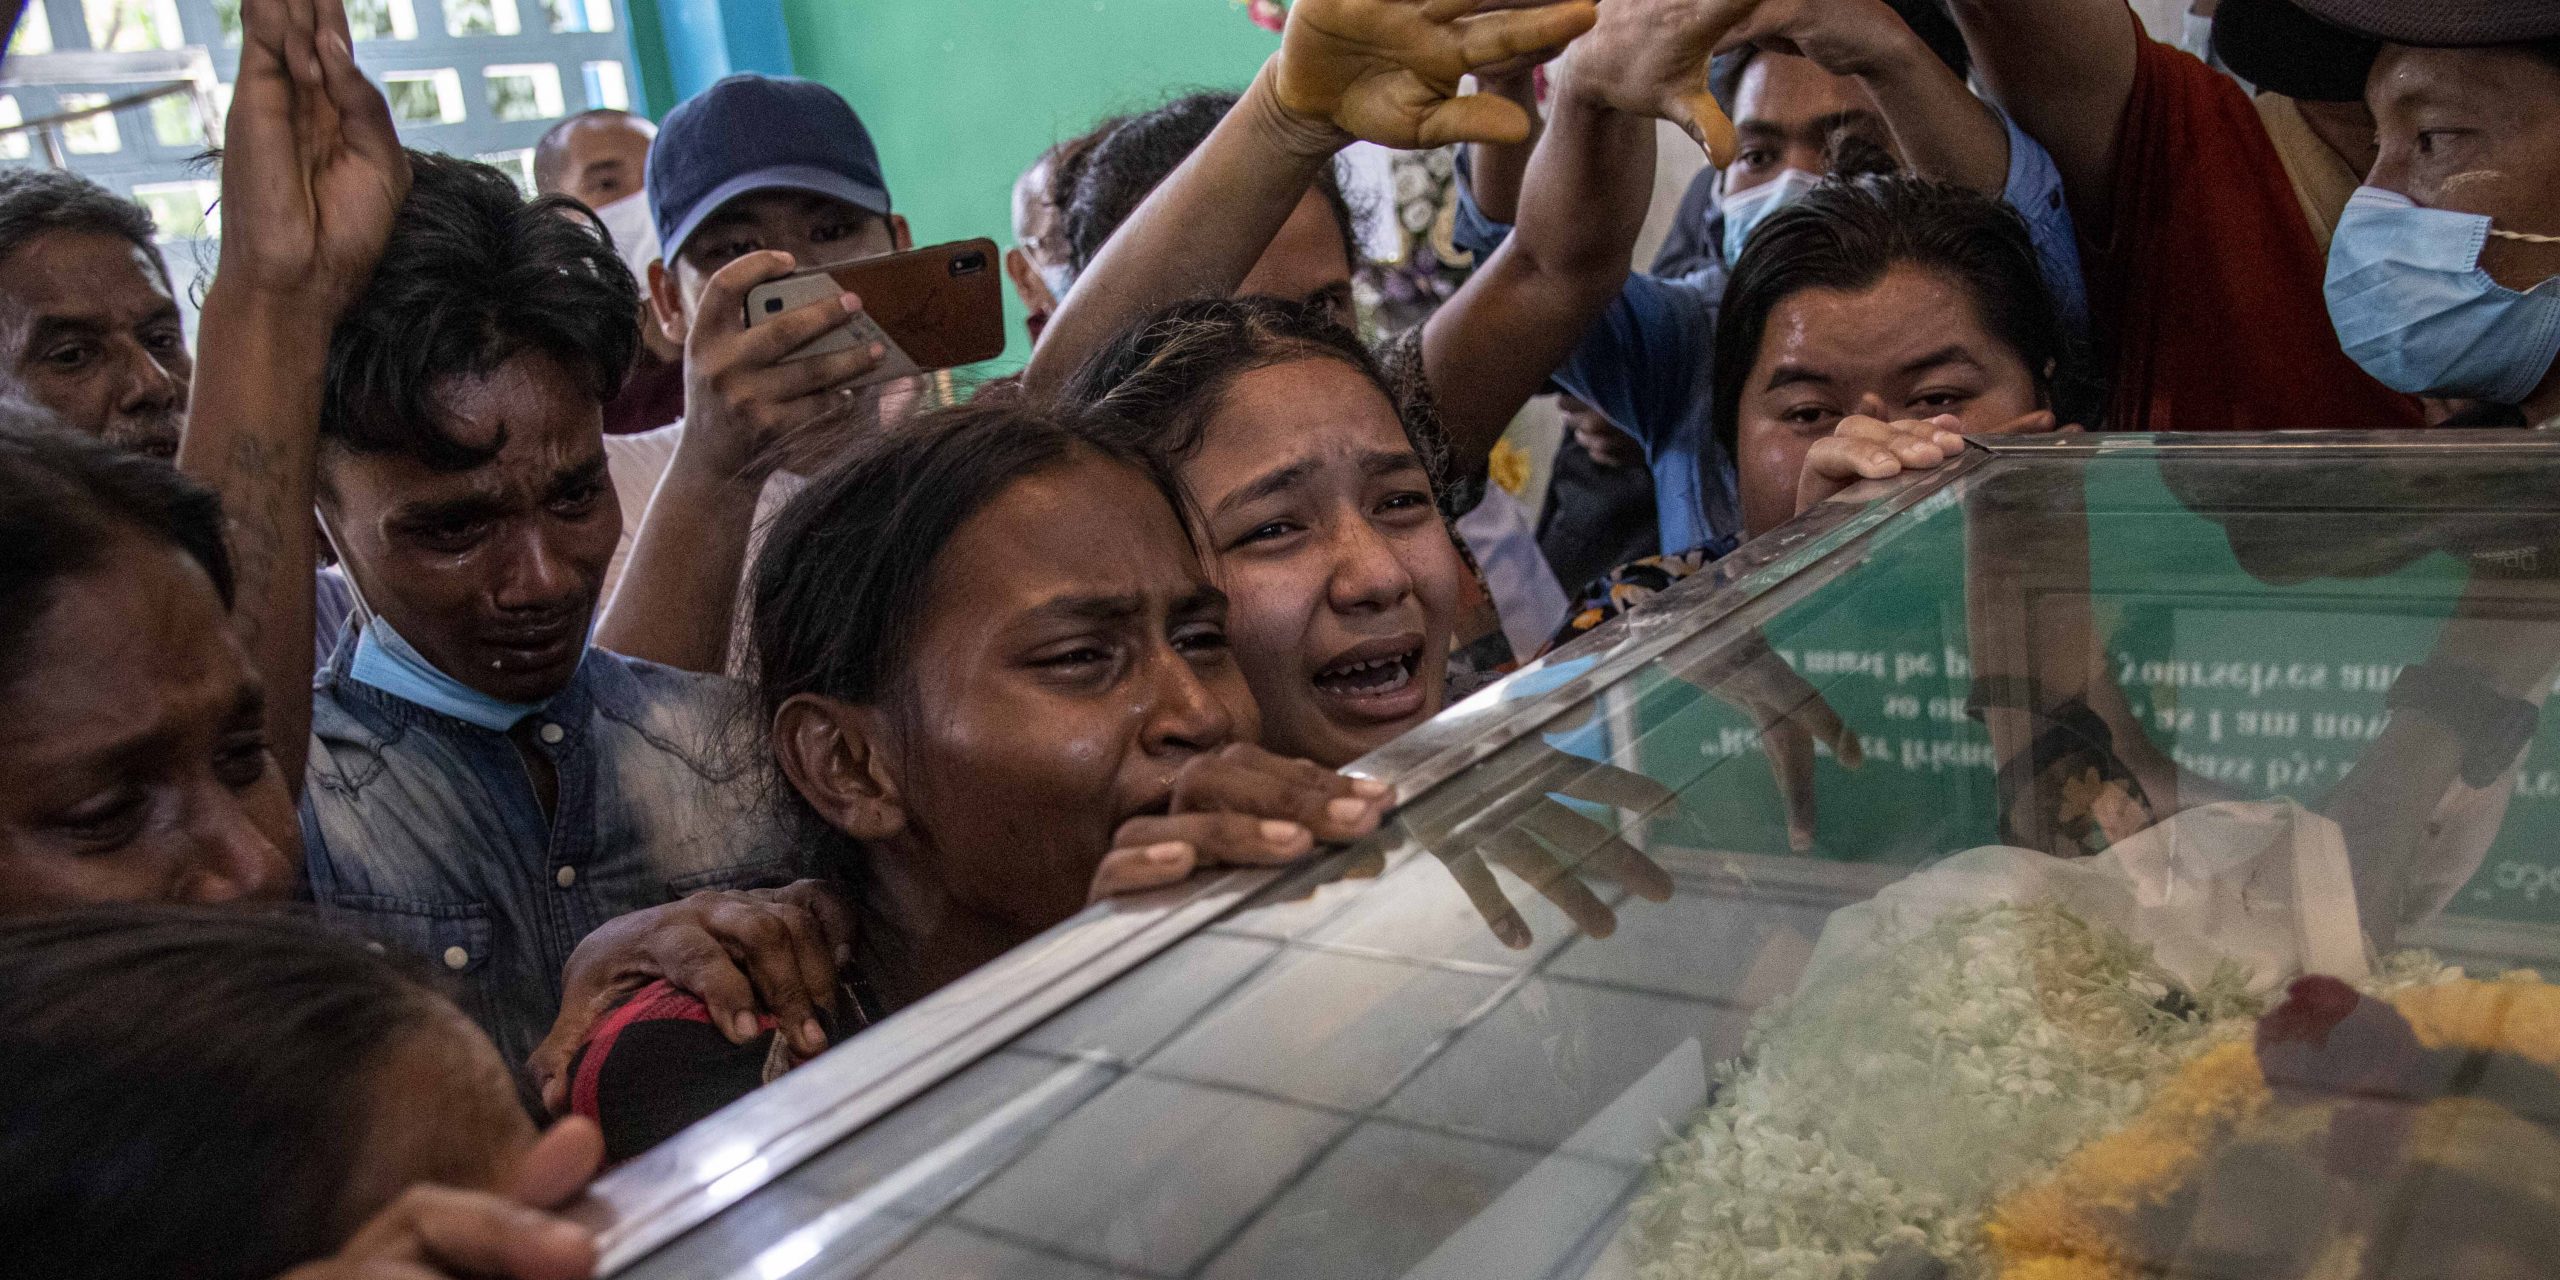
[1061,298,1474,772]
[567,399,1395,1160]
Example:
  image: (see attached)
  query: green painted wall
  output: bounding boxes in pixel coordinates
[779,0,1281,373]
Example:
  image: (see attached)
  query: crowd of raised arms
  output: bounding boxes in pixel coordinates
[0,0,2556,1269]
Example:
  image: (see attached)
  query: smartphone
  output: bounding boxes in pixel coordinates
[742,238,1007,384]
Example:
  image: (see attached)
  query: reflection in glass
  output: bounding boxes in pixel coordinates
[57,94,121,154]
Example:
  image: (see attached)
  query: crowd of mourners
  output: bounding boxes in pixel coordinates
[0,0,2556,1270]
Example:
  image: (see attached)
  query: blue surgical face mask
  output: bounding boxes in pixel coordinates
[2326,185,2560,406]
[348,618,551,732]
[1036,260,1074,305]
[1722,169,1825,265]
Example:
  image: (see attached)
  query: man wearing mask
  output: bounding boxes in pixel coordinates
[0,170,189,457]
[1452,0,2087,558]
[592,74,904,674]
[2213,0,2560,429]
[1945,0,2430,432]
[536,107,685,436]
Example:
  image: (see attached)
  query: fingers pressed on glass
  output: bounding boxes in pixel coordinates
[1481,827,1618,937]
[1439,848,1533,949]
[1514,798,1675,901]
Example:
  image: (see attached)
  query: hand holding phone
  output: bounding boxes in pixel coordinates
[743,238,1008,384]
[679,250,892,488]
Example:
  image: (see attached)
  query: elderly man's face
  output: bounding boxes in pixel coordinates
[0,230,189,458]
[2365,46,2560,295]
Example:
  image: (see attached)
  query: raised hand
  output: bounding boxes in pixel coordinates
[1551,0,1741,162]
[219,0,410,312]
[1092,745,1395,899]
[1272,0,1599,148]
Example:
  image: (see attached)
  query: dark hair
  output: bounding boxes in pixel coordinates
[321,150,640,472]
[2537,37,2560,77]
[1713,175,2092,460]
[0,167,169,289]
[1060,91,1358,278]
[1057,295,1417,475]
[0,416,233,688]
[532,107,648,195]
[1709,0,1969,115]
[0,906,455,1280]
[747,399,1188,924]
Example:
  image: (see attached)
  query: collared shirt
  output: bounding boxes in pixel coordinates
[302,629,794,1071]
[1451,110,2090,558]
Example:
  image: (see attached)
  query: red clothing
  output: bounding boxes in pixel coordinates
[2090,36,2424,432]
[603,353,686,438]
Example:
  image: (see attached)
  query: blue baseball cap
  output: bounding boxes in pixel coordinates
[648,74,893,261]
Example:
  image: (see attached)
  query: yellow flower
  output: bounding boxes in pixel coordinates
[1987,973,2560,1280]
[1487,436,1531,497]
[1985,1042,2268,1280]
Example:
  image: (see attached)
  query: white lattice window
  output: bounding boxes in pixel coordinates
[483,62,562,121]
[383,68,467,124]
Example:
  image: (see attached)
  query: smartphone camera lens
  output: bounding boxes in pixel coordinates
[952,252,987,277]
[763,297,784,313]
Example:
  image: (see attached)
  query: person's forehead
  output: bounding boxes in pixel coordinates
[2370,44,2560,117]
[565,115,653,166]
[1735,53,1867,130]
[0,536,242,764]
[1756,265,1997,377]
[0,229,172,317]
[928,458,1202,626]
[336,356,604,504]
[1193,360,1408,488]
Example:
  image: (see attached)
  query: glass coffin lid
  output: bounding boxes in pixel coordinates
[587,433,2560,1280]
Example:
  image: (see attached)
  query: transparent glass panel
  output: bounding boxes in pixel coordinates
[474,147,534,196]
[382,69,464,125]
[0,97,27,161]
[58,93,121,154]
[346,0,419,40]
[539,0,610,33]
[618,444,2560,1280]
[131,179,217,241]
[148,91,203,147]
[10,0,52,55]
[441,0,518,37]
[580,59,628,111]
[81,0,184,51]
[482,62,562,122]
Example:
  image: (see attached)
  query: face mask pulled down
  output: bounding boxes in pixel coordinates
[2326,185,2560,406]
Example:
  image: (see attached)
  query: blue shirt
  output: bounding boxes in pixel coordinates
[1453,110,2089,558]
[302,632,795,1071]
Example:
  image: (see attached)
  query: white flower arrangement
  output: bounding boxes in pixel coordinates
[1628,905,2264,1280]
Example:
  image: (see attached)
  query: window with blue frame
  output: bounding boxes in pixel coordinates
[0,0,641,323]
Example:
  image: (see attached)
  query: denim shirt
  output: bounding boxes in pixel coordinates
[1451,109,2089,557]
[302,632,795,1071]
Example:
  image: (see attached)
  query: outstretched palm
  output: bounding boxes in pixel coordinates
[1275,0,1599,147]
[219,0,409,313]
